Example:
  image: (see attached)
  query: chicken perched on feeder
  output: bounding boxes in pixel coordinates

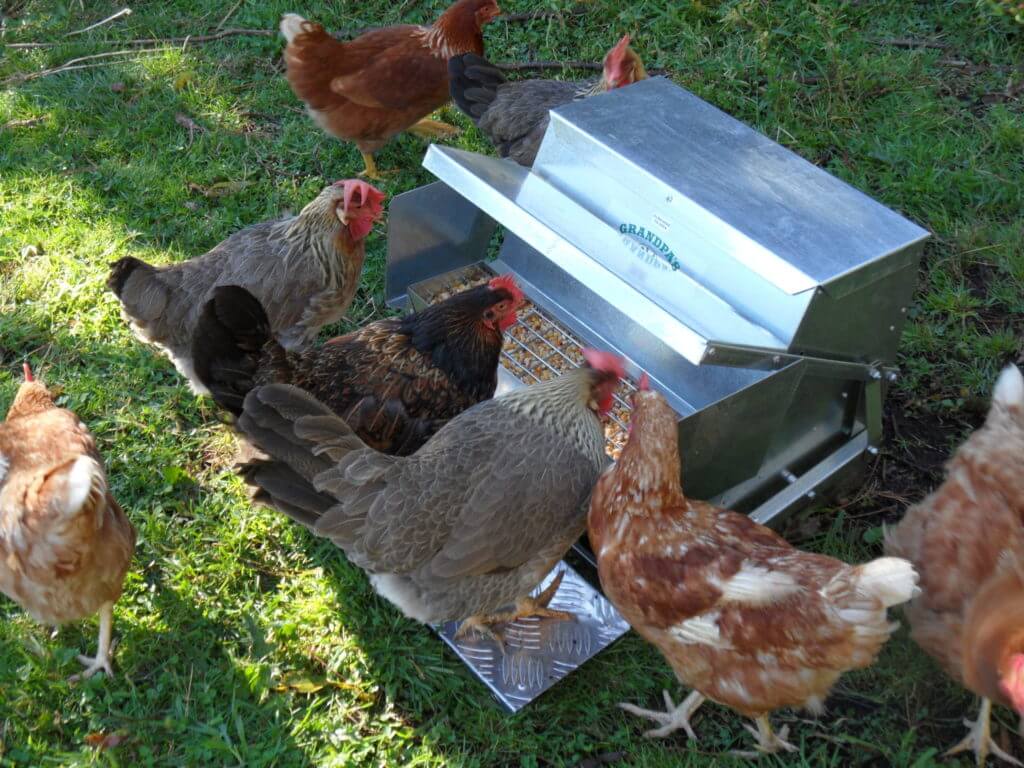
[280,0,501,180]
[589,377,919,754]
[448,35,646,167]
[191,275,524,456]
[107,180,384,392]
[886,364,1024,766]
[0,364,135,680]
[236,350,623,641]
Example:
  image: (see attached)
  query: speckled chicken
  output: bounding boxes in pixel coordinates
[589,380,919,754]
[448,35,646,166]
[236,351,623,638]
[191,275,524,455]
[886,365,1024,766]
[107,180,384,392]
[0,364,135,680]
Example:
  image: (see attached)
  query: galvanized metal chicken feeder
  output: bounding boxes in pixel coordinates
[385,76,930,712]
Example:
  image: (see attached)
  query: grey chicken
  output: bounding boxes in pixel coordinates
[107,180,385,392]
[236,350,624,639]
[0,364,135,680]
[448,35,646,166]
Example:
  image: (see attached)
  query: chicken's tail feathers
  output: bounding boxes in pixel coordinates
[280,13,310,44]
[448,53,506,124]
[192,285,275,415]
[853,556,920,607]
[106,256,153,299]
[993,364,1024,411]
[240,458,333,529]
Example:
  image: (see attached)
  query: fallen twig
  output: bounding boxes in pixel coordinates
[175,112,207,145]
[873,37,950,50]
[6,27,274,50]
[2,48,170,85]
[64,7,131,36]
[216,0,246,31]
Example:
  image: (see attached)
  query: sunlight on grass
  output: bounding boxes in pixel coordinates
[1,0,1022,765]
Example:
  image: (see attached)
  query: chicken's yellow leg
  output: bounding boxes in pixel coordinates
[358,152,386,181]
[70,601,115,681]
[408,118,461,140]
[945,698,1023,767]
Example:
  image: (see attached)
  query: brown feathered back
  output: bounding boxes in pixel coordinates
[0,375,135,626]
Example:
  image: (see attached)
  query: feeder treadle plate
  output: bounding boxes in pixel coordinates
[436,564,630,712]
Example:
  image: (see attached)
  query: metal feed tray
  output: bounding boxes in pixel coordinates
[386,77,929,711]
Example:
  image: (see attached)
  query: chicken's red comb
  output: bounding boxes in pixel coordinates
[638,372,650,391]
[607,34,631,62]
[338,179,386,218]
[582,348,625,379]
[22,362,33,382]
[488,274,524,305]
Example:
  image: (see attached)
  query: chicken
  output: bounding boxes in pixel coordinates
[0,364,135,680]
[280,0,501,180]
[107,180,384,393]
[589,378,919,755]
[448,35,646,167]
[235,350,623,640]
[885,364,1024,766]
[191,275,524,455]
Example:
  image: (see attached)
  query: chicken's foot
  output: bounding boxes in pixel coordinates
[945,698,1023,767]
[618,689,705,739]
[732,715,798,757]
[70,601,115,681]
[357,152,396,181]
[453,571,574,647]
[408,118,461,140]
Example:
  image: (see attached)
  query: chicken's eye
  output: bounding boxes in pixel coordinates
[484,309,495,321]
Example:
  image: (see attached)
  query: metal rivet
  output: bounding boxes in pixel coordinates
[806,490,817,500]
[900,307,907,313]
[706,347,716,356]
[886,371,898,383]
[867,446,879,455]
[781,470,797,484]
[869,369,882,380]
[841,391,848,399]
[772,355,782,365]
[889,325,896,332]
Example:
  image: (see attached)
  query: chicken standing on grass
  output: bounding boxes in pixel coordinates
[885,364,1024,767]
[0,364,135,680]
[281,0,501,180]
[589,378,919,755]
[191,275,525,456]
[448,35,647,167]
[235,350,623,641]
[107,180,384,393]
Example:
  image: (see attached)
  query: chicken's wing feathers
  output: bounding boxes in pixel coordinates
[329,40,448,111]
[241,459,334,530]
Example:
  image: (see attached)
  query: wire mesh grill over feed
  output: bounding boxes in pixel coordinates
[418,264,637,460]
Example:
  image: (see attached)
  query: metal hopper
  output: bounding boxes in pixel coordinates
[385,76,929,711]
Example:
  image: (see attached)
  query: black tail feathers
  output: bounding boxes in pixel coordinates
[106,256,153,297]
[192,285,273,415]
[448,53,506,124]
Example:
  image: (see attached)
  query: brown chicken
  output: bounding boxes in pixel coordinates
[0,364,135,680]
[589,378,919,754]
[191,275,524,455]
[236,350,623,640]
[107,180,384,393]
[281,0,501,180]
[886,364,1024,766]
[449,35,647,166]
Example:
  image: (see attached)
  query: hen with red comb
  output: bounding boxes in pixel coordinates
[108,181,385,394]
[235,347,622,642]
[193,276,523,456]
[449,35,646,167]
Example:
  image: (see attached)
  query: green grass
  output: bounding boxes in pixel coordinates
[1,0,1022,765]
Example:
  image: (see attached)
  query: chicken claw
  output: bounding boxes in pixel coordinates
[69,602,115,682]
[408,118,462,140]
[619,689,704,740]
[945,698,1023,767]
[357,153,393,182]
[453,571,574,647]
[731,715,798,757]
